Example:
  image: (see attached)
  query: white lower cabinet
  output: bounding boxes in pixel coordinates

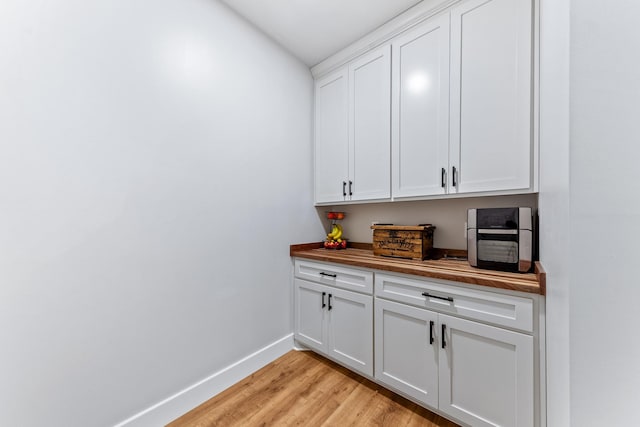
[375,298,439,407]
[438,314,533,427]
[295,259,542,427]
[294,273,373,377]
[375,273,537,427]
[295,279,327,351]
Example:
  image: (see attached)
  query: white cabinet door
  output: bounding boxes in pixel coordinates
[449,0,532,194]
[327,287,373,376]
[349,45,391,201]
[392,14,450,198]
[375,298,439,408]
[295,276,373,377]
[439,314,534,427]
[294,279,327,353]
[315,68,349,203]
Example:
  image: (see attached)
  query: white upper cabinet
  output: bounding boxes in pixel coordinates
[392,14,450,199]
[315,69,349,204]
[313,0,536,203]
[449,0,533,194]
[349,45,391,202]
[314,45,391,204]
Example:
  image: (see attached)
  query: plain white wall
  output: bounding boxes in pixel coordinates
[568,0,640,425]
[538,0,571,425]
[0,1,320,426]
[542,1,640,425]
[326,194,538,249]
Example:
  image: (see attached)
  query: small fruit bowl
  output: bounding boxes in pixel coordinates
[327,211,345,220]
[324,239,348,250]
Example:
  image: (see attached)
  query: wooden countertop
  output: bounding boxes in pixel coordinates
[290,243,545,295]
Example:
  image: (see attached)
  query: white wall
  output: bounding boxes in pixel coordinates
[568,1,640,425]
[328,194,537,249]
[0,1,320,426]
[541,1,640,425]
[538,0,571,425]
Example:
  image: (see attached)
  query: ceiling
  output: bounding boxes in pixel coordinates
[219,0,425,67]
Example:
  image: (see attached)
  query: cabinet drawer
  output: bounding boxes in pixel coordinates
[295,259,373,294]
[375,273,533,333]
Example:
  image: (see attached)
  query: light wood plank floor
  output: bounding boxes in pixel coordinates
[168,350,460,427]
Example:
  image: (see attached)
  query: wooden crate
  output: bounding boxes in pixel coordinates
[371,224,436,260]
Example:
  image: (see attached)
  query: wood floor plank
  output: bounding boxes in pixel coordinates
[170,352,314,426]
[168,350,460,427]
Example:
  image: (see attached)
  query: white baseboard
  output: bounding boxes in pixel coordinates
[114,334,294,427]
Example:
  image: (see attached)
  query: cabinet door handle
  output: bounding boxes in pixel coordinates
[322,292,326,308]
[441,168,446,188]
[342,181,347,197]
[429,320,435,345]
[348,180,353,196]
[328,294,333,311]
[319,272,337,278]
[452,166,457,187]
[442,324,447,349]
[422,292,454,303]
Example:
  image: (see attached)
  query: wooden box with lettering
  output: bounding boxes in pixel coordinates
[371,224,436,260]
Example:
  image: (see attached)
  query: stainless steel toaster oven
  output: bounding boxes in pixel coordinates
[467,207,534,273]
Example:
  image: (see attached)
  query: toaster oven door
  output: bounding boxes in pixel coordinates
[477,231,519,272]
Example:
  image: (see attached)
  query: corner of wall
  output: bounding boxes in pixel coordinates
[115,334,295,427]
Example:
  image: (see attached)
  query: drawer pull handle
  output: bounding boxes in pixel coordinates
[429,320,434,345]
[422,292,454,303]
[322,292,326,308]
[348,180,353,196]
[441,168,446,188]
[343,181,347,197]
[319,272,337,278]
[442,324,447,349]
[328,294,333,311]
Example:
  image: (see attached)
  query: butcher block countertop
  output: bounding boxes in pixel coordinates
[290,243,546,296]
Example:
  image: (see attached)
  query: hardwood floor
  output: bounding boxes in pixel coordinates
[168,350,460,427]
